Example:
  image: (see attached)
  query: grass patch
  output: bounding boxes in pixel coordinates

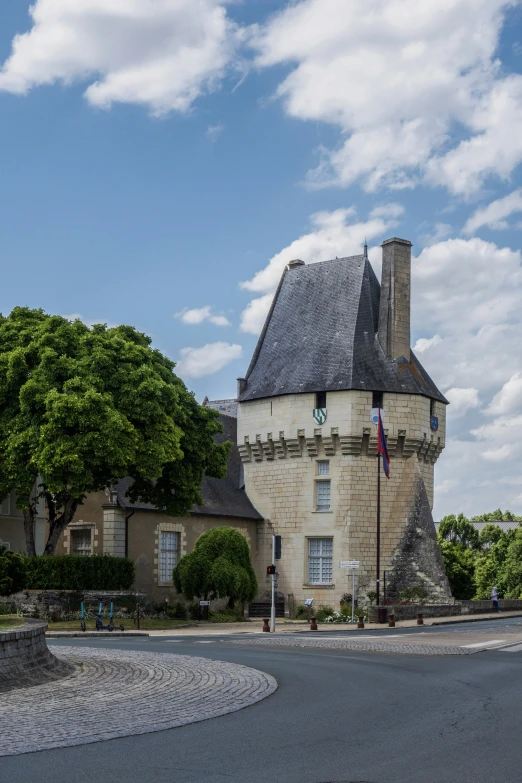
[46,618,193,631]
[0,616,24,631]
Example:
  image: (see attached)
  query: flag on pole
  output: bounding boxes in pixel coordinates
[377,408,390,478]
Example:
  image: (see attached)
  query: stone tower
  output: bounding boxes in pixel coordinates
[237,238,452,612]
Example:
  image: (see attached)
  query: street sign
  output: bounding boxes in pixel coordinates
[304,598,314,607]
[199,601,211,606]
[339,560,360,568]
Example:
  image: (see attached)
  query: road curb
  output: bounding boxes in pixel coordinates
[46,631,150,638]
[430,613,522,627]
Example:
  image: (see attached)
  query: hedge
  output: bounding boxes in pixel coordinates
[23,555,135,591]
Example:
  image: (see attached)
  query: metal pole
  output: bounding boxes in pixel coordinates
[270,535,276,633]
[383,570,386,606]
[351,570,355,623]
[377,452,381,607]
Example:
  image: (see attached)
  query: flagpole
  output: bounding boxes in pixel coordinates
[376,451,381,607]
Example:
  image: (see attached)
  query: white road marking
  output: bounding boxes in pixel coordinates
[497,642,522,652]
[461,639,507,648]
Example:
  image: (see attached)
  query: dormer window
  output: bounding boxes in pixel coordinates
[372,391,383,408]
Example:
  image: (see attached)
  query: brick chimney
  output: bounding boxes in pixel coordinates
[378,237,412,362]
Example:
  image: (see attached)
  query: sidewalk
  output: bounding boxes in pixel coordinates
[144,610,522,636]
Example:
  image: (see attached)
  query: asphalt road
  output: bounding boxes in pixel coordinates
[1,621,521,783]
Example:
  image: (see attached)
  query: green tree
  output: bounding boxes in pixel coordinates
[0,545,26,596]
[438,513,481,550]
[0,308,230,555]
[173,527,258,608]
[438,541,476,599]
[470,509,522,523]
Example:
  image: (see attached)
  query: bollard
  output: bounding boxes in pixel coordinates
[388,613,395,628]
[263,618,270,632]
[310,616,318,631]
[417,613,424,626]
[357,615,365,629]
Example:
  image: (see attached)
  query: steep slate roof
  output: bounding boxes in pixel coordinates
[202,398,238,418]
[114,414,262,521]
[239,255,447,404]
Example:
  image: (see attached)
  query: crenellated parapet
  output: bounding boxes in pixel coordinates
[237,428,444,465]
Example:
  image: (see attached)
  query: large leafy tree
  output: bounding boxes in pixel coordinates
[438,513,481,550]
[173,527,258,608]
[0,308,230,555]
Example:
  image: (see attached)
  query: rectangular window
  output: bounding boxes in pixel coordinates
[430,398,436,416]
[372,391,383,408]
[317,461,329,475]
[308,538,333,584]
[70,528,92,556]
[159,531,180,583]
[316,480,331,510]
[0,496,9,516]
[315,391,327,409]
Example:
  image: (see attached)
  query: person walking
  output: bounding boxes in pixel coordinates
[491,586,501,612]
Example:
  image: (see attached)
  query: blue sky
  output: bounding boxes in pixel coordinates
[1,0,522,518]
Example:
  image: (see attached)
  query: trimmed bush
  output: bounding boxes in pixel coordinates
[0,545,26,596]
[23,554,135,591]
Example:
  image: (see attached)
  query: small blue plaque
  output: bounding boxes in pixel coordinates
[430,416,439,432]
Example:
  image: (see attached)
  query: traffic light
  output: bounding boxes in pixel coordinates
[274,535,282,560]
[267,564,276,575]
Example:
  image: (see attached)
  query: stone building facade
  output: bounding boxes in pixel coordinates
[236,237,452,610]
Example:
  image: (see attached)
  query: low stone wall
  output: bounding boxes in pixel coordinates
[369,599,522,622]
[460,599,522,614]
[0,620,74,692]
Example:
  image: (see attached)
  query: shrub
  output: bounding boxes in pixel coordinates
[315,605,335,622]
[0,546,26,596]
[23,554,135,591]
[209,608,246,623]
[173,527,257,607]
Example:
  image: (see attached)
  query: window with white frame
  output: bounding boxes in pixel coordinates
[308,538,333,584]
[317,460,329,476]
[316,480,331,510]
[159,531,180,583]
[70,528,92,555]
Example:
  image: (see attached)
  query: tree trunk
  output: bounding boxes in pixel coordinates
[44,494,79,555]
[22,507,37,557]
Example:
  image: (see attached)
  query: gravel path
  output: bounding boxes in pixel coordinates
[0,646,277,757]
[229,636,480,655]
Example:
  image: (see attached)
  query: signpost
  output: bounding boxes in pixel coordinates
[340,561,360,623]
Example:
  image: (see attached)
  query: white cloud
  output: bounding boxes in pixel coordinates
[175,307,231,326]
[208,314,231,326]
[239,206,402,334]
[444,388,480,417]
[0,0,239,115]
[239,294,274,335]
[486,373,522,416]
[413,335,442,354]
[463,190,522,235]
[206,122,225,140]
[241,207,397,295]
[408,235,522,518]
[176,342,242,378]
[252,0,522,195]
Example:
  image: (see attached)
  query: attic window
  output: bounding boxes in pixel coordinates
[372,391,383,408]
[316,391,327,409]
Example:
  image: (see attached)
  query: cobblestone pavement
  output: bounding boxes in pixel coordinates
[229,636,479,655]
[0,646,277,757]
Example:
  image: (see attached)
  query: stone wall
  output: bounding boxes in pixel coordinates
[368,599,522,622]
[0,620,73,692]
[238,388,449,608]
